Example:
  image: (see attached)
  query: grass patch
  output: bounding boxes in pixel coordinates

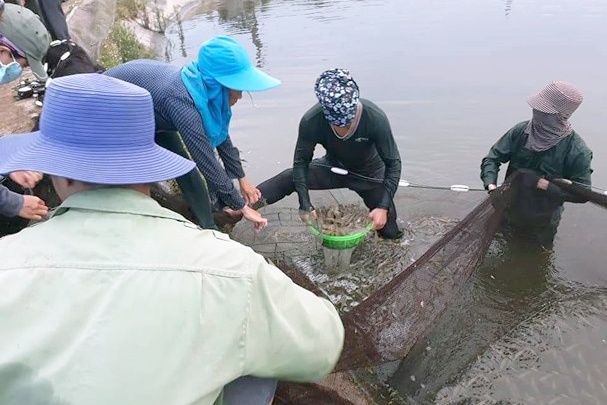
[99,23,155,69]
[116,0,146,20]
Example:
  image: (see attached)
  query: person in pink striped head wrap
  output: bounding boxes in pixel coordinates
[480,80,593,248]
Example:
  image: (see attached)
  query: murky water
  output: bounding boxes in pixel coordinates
[165,0,607,403]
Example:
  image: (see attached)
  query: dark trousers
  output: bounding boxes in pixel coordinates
[257,157,401,239]
[155,131,216,230]
[222,376,277,405]
[501,218,558,249]
[23,0,70,40]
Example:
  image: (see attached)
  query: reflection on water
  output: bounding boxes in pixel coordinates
[165,0,607,403]
[505,0,513,16]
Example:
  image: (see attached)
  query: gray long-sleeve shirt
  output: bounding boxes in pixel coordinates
[0,184,23,218]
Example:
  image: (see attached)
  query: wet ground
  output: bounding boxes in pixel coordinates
[165,1,607,403]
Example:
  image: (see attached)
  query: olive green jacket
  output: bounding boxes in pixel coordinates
[480,121,593,226]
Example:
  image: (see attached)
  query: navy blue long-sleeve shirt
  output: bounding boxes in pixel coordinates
[0,183,23,218]
[104,60,246,209]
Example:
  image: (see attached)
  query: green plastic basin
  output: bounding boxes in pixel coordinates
[308,223,373,250]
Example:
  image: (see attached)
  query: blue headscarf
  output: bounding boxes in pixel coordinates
[181,61,232,149]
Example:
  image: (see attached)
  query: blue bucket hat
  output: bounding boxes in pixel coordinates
[198,36,280,91]
[314,68,360,127]
[0,74,195,184]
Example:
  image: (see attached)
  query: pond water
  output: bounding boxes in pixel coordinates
[165,0,607,403]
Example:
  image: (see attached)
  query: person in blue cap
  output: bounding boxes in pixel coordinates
[105,35,281,232]
[256,68,404,239]
[0,73,344,405]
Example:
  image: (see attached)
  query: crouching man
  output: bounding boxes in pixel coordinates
[0,74,344,405]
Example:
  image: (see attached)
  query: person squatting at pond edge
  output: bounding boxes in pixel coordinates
[255,68,404,239]
[480,80,593,248]
[0,2,50,83]
[104,35,280,232]
[0,73,344,405]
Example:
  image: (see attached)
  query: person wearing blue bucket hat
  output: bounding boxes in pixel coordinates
[105,35,281,232]
[255,68,404,239]
[0,73,344,405]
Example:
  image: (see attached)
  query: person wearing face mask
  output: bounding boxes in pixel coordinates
[480,80,593,248]
[104,36,280,232]
[0,2,50,84]
[255,68,404,239]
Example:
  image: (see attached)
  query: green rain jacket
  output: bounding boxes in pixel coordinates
[480,121,593,227]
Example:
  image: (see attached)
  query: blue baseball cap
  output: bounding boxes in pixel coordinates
[198,36,280,92]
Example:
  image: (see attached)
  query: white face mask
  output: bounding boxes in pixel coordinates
[0,54,23,85]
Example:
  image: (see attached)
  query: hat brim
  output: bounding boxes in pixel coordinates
[526,93,558,114]
[26,54,48,80]
[0,133,195,184]
[214,65,280,92]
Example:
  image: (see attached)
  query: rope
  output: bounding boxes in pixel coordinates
[311,163,487,192]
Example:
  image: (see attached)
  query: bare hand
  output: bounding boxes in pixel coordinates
[536,178,550,190]
[299,209,317,224]
[241,205,268,231]
[18,195,48,220]
[9,171,44,189]
[368,208,388,231]
[487,184,497,193]
[239,177,261,205]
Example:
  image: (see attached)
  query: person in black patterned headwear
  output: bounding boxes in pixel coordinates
[480,80,593,247]
[257,68,403,239]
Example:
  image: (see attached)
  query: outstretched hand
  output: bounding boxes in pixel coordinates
[9,171,44,189]
[239,177,261,205]
[241,205,268,232]
[18,195,48,221]
[367,208,388,231]
[299,209,317,224]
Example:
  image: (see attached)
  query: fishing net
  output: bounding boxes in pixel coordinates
[269,171,606,405]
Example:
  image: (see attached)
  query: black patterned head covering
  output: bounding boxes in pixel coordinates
[314,68,360,127]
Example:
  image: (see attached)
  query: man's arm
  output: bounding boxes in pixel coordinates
[168,102,246,210]
[545,144,593,204]
[216,136,246,180]
[243,252,344,381]
[372,114,402,209]
[0,184,24,218]
[217,137,261,205]
[480,124,523,188]
[292,119,317,212]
